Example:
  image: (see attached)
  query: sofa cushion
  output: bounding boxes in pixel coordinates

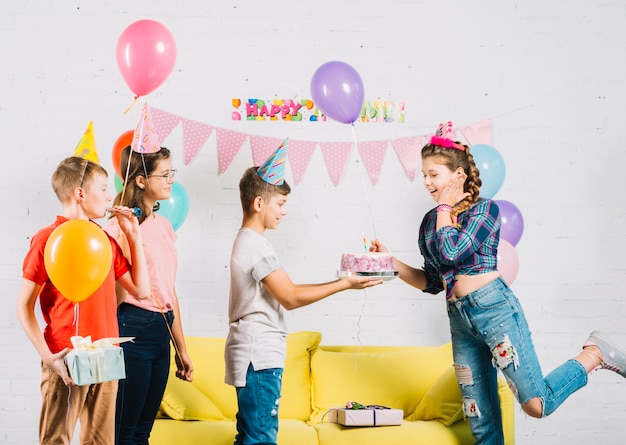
[163,332,322,421]
[407,365,463,426]
[280,331,322,420]
[310,343,453,423]
[160,370,225,421]
[182,337,239,419]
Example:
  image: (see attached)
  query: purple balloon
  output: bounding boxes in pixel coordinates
[495,199,524,246]
[310,61,365,124]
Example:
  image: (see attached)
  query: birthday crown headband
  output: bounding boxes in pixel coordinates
[429,121,465,151]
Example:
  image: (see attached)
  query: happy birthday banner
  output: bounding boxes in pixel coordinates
[232,98,406,123]
[150,107,492,186]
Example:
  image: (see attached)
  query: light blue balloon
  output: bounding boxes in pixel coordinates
[157,181,190,231]
[471,144,506,199]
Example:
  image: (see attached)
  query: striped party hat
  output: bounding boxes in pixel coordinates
[257,138,288,185]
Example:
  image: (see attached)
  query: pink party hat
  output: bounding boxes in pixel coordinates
[131,103,162,153]
[257,138,288,185]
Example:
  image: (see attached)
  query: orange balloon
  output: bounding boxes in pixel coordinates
[112,129,134,178]
[44,220,113,303]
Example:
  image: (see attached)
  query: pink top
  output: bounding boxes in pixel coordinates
[106,214,178,312]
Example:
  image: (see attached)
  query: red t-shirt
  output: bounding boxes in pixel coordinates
[22,216,131,353]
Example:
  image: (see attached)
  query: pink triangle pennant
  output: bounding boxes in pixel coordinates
[356,140,388,185]
[151,107,182,143]
[319,141,352,186]
[182,119,214,165]
[459,119,492,146]
[249,135,284,166]
[391,135,424,181]
[287,140,317,185]
[216,128,248,174]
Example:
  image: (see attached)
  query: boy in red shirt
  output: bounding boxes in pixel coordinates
[16,156,150,445]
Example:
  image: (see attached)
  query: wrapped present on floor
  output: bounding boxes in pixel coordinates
[64,336,133,386]
[334,403,404,427]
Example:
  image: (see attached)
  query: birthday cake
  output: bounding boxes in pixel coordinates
[340,252,395,274]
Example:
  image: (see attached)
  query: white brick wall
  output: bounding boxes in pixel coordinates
[2,1,626,443]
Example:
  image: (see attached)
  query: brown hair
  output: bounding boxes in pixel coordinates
[239,166,291,214]
[421,142,482,224]
[51,156,108,202]
[113,146,172,224]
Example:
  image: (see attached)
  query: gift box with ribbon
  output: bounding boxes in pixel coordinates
[64,336,133,386]
[332,404,404,427]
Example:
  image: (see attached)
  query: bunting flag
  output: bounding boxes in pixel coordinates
[287,140,317,185]
[320,142,352,186]
[182,119,214,165]
[390,135,424,181]
[459,119,493,146]
[356,140,388,185]
[149,107,495,187]
[151,107,182,143]
[216,128,248,174]
[73,121,100,163]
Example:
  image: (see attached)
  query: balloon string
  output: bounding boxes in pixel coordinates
[150,288,184,370]
[351,124,377,239]
[121,102,143,204]
[120,151,133,205]
[73,303,79,336]
[123,96,139,115]
[350,123,378,358]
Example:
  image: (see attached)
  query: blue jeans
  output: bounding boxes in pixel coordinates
[116,303,173,445]
[447,277,588,445]
[234,364,283,445]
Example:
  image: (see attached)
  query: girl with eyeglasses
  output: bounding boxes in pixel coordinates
[106,145,193,445]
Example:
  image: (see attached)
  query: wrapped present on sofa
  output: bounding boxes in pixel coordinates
[334,402,403,427]
[65,336,134,386]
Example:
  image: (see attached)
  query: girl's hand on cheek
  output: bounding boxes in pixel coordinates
[439,172,469,206]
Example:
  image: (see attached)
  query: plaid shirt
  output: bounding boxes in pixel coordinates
[418,199,501,299]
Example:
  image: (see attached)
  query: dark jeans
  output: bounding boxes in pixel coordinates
[116,303,174,445]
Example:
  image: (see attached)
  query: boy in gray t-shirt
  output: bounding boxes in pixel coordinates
[226,142,381,445]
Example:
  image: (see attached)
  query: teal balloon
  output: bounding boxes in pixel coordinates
[472,144,506,199]
[157,182,190,231]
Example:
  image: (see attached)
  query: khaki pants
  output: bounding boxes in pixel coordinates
[39,364,117,445]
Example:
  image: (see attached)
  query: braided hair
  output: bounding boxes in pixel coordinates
[421,141,482,225]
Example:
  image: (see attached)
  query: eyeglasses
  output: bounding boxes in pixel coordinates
[148,169,177,183]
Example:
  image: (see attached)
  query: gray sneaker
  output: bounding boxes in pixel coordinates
[584,331,626,378]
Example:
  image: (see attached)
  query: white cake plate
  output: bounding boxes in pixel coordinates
[337,270,399,282]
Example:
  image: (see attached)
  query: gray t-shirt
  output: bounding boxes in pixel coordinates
[224,227,287,387]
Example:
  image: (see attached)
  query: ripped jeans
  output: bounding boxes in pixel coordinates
[234,363,283,445]
[447,277,588,445]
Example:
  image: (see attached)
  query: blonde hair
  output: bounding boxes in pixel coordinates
[421,142,482,224]
[51,156,108,202]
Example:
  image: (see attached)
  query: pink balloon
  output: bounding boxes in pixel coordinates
[310,61,364,124]
[116,20,177,97]
[497,239,519,286]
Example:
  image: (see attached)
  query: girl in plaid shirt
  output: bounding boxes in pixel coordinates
[371,122,626,445]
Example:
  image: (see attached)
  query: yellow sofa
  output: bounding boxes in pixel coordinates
[151,332,515,445]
